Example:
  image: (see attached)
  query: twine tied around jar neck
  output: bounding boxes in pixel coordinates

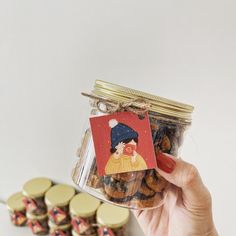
[81,92,151,115]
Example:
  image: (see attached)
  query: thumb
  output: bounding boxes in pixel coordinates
[156,152,212,208]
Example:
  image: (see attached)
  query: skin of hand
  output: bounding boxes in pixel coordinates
[133,152,218,236]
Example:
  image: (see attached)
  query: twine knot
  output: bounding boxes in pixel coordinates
[81,92,151,115]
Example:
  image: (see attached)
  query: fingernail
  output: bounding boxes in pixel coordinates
[156,152,176,173]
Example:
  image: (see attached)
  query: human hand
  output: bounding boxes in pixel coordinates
[133,152,218,236]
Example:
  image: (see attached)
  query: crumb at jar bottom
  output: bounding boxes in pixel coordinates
[27,213,49,235]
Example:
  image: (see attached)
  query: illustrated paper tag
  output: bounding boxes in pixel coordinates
[89,111,156,176]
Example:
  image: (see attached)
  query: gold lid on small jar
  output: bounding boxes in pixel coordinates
[96,203,129,229]
[45,184,75,207]
[7,192,25,212]
[48,220,71,230]
[26,212,48,220]
[70,193,100,218]
[93,80,194,123]
[22,177,52,199]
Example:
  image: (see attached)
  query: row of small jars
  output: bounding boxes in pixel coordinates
[6,177,75,235]
[7,177,130,236]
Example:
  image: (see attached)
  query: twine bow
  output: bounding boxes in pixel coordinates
[81,92,151,115]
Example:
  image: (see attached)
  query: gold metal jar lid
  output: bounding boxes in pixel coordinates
[22,177,52,199]
[70,193,100,218]
[96,203,129,229]
[7,192,25,212]
[92,80,194,123]
[26,212,48,220]
[48,220,71,230]
[45,184,75,207]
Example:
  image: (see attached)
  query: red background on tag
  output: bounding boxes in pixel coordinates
[89,112,157,176]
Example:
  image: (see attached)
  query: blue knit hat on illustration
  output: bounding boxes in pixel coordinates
[109,119,138,149]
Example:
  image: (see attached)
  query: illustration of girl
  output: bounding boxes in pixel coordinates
[105,119,147,175]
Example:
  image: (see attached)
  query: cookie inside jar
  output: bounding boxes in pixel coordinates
[72,80,193,210]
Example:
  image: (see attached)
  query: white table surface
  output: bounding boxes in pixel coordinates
[0,203,145,236]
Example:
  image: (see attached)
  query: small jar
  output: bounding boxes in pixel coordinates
[22,177,52,215]
[6,192,27,226]
[48,221,72,236]
[70,193,100,235]
[27,213,49,235]
[96,203,129,236]
[72,80,194,209]
[45,184,75,226]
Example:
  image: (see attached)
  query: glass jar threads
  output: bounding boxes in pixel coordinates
[45,184,75,226]
[27,213,49,235]
[6,192,27,226]
[96,203,129,236]
[72,80,194,209]
[22,177,52,215]
[70,193,100,236]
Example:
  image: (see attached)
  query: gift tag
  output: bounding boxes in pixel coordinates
[90,111,156,176]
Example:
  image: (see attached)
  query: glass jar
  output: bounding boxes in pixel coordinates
[96,203,129,236]
[27,213,49,235]
[6,192,27,226]
[22,177,52,215]
[72,80,194,209]
[48,221,72,236]
[70,193,100,235]
[45,184,75,226]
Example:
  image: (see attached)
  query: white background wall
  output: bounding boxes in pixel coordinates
[1,1,236,235]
